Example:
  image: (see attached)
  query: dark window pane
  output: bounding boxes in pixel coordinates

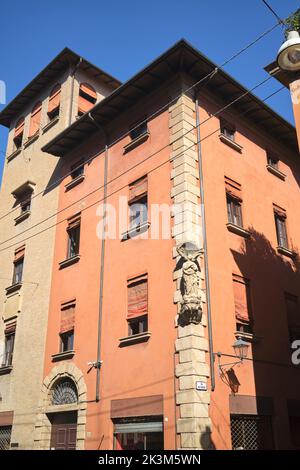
[128,315,148,336]
[2,333,15,367]
[275,214,288,248]
[71,163,84,180]
[227,196,243,227]
[130,122,148,140]
[13,258,24,284]
[129,196,148,229]
[60,330,74,352]
[67,225,80,258]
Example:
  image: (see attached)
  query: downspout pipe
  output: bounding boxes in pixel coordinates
[87,112,108,402]
[68,57,82,125]
[195,97,215,392]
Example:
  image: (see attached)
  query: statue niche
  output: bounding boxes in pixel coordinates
[177,242,203,326]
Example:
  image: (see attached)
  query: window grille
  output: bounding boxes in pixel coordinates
[0,426,12,450]
[51,379,78,405]
[230,415,273,450]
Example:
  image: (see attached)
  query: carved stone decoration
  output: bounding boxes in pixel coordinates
[177,242,203,326]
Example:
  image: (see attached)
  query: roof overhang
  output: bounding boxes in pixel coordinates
[0,48,121,128]
[265,61,300,88]
[42,40,298,157]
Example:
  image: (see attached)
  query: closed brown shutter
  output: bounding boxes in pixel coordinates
[4,322,16,334]
[14,117,24,139]
[129,176,148,203]
[29,102,42,137]
[14,245,25,262]
[48,84,61,113]
[127,275,148,319]
[60,300,75,333]
[233,275,250,322]
[225,176,242,201]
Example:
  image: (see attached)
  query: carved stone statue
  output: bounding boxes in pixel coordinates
[177,242,203,326]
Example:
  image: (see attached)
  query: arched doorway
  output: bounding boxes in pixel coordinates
[49,378,78,450]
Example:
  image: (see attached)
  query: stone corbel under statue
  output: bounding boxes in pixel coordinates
[177,242,203,326]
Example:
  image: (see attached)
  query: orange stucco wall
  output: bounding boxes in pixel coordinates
[43,95,177,449]
[43,80,300,450]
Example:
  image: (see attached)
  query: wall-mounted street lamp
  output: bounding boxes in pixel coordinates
[277,31,300,72]
[216,337,249,375]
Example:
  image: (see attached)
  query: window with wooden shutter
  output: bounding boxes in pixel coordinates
[274,205,288,249]
[13,117,24,149]
[48,84,61,121]
[127,275,148,336]
[29,101,42,137]
[78,83,97,115]
[128,176,148,229]
[225,177,243,227]
[67,214,81,258]
[59,300,75,352]
[12,246,25,284]
[233,274,252,333]
[2,323,16,367]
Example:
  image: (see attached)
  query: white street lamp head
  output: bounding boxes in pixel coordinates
[232,336,249,361]
[277,31,300,72]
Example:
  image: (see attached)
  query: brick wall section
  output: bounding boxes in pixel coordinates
[169,84,212,450]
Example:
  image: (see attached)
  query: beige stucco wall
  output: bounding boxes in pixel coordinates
[0,64,114,449]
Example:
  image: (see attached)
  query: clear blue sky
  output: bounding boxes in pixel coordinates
[0,0,299,178]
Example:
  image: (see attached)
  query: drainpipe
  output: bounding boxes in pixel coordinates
[195,97,215,392]
[87,112,108,402]
[68,58,82,125]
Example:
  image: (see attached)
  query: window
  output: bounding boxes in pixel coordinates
[225,177,243,228]
[13,117,24,150]
[0,426,12,450]
[220,118,236,141]
[274,206,288,249]
[59,300,75,352]
[128,176,148,229]
[60,330,74,352]
[78,83,96,116]
[20,194,31,213]
[114,417,163,450]
[2,323,16,367]
[267,151,279,169]
[71,160,84,180]
[28,101,42,137]
[129,121,148,141]
[47,84,61,121]
[127,275,148,336]
[230,415,274,450]
[12,246,25,285]
[233,274,253,334]
[227,195,243,227]
[288,401,300,447]
[285,293,300,343]
[67,214,81,258]
[51,378,78,405]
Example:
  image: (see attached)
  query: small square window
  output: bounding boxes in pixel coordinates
[130,121,148,141]
[71,161,84,180]
[128,315,148,336]
[221,119,235,141]
[60,330,74,352]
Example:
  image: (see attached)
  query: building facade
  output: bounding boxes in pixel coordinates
[1,40,300,450]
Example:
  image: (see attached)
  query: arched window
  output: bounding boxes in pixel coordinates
[78,83,96,116]
[51,378,78,405]
[48,84,61,121]
[29,101,42,137]
[13,117,25,149]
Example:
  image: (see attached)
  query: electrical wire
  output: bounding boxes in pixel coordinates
[261,0,285,26]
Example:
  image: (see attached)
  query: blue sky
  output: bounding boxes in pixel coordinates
[0,0,299,178]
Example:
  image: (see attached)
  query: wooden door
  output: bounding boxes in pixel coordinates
[49,411,77,450]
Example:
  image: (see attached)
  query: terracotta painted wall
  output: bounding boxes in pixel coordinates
[198,93,300,450]
[43,91,177,449]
